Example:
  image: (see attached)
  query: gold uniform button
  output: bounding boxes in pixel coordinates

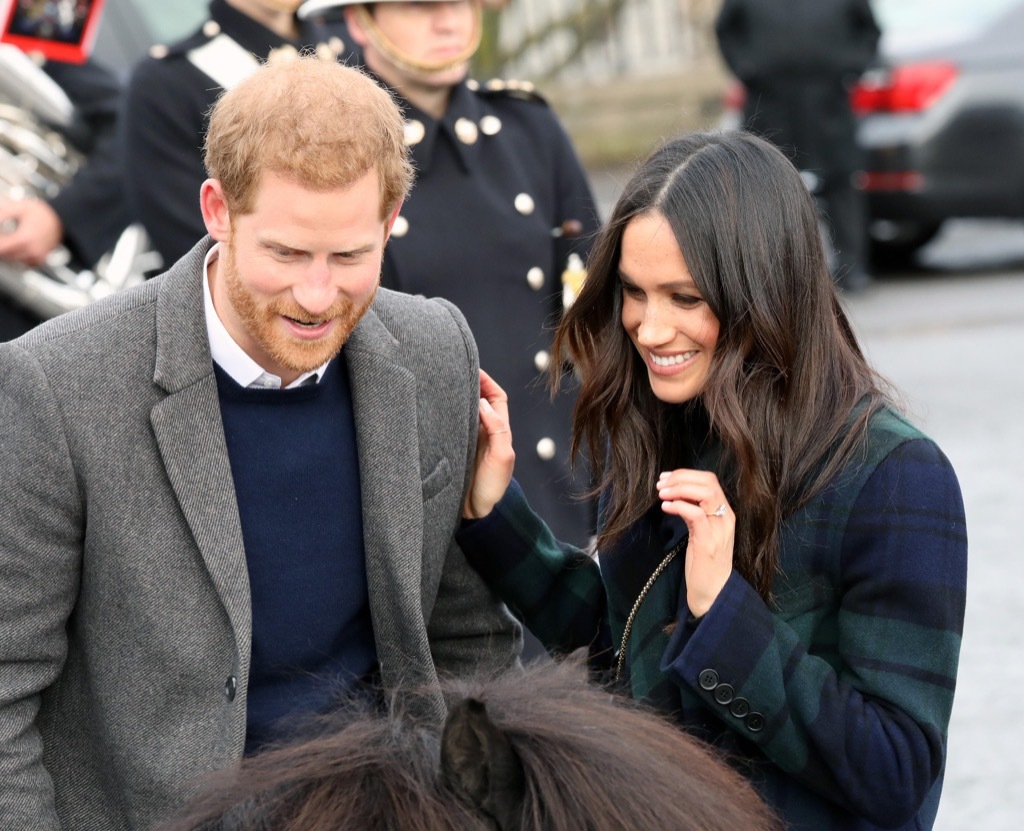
[404,119,425,146]
[328,36,345,56]
[268,44,298,63]
[480,115,502,136]
[315,42,335,62]
[534,350,551,372]
[203,20,221,37]
[454,117,479,144]
[515,193,535,216]
[149,44,169,59]
[391,216,410,238]
[466,78,480,91]
[526,267,545,291]
[536,438,556,461]
[486,79,505,91]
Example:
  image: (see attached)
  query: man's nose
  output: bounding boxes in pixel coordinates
[291,262,338,316]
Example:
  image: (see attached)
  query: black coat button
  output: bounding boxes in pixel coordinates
[713,683,735,705]
[729,697,750,718]
[745,711,765,732]
[698,669,719,690]
[224,675,237,702]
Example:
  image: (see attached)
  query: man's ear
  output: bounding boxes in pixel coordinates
[200,179,231,242]
[344,6,370,48]
[440,697,526,831]
[384,201,404,242]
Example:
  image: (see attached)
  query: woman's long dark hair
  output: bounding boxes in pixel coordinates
[554,131,893,600]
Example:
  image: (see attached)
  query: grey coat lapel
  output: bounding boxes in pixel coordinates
[148,239,252,648]
[345,308,428,686]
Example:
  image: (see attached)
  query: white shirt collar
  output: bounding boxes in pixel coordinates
[203,243,330,389]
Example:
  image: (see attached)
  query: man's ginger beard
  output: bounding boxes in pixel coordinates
[222,240,377,376]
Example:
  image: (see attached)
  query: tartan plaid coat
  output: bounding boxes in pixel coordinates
[457,406,967,830]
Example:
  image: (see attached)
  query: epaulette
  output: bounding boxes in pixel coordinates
[146,19,223,61]
[468,77,548,105]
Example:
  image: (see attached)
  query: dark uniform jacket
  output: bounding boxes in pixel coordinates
[458,407,967,830]
[715,0,880,176]
[381,79,600,546]
[121,0,353,266]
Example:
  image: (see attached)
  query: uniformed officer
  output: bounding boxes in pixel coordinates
[121,0,355,267]
[300,0,600,548]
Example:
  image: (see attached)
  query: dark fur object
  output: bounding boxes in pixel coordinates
[165,655,781,831]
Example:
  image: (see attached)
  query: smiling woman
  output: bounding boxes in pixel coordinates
[456,130,969,831]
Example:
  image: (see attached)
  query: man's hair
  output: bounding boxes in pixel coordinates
[203,54,413,219]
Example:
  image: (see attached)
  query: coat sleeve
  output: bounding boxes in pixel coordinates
[43,59,131,267]
[0,344,83,829]
[121,58,210,267]
[661,438,967,826]
[456,480,609,656]
[424,300,523,676]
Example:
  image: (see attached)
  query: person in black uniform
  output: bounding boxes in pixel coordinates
[0,56,129,340]
[121,0,354,267]
[299,0,600,548]
[715,0,880,292]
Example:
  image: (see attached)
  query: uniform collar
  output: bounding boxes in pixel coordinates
[209,0,335,57]
[398,81,484,176]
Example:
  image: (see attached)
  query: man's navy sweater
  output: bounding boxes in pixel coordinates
[215,359,376,753]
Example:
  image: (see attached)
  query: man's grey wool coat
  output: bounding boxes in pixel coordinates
[0,237,521,830]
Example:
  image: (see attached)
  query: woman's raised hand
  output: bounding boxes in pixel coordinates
[657,469,735,618]
[463,369,516,519]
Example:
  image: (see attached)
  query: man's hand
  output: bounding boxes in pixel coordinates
[0,199,64,267]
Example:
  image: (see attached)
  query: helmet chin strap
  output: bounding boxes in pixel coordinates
[353,3,483,78]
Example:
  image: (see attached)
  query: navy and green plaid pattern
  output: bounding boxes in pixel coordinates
[457,407,967,830]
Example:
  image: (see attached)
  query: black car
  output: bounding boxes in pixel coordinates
[855,0,1024,261]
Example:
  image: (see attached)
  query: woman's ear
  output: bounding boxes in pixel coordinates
[200,179,231,242]
[440,697,526,831]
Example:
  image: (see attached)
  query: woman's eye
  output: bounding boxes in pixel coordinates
[673,294,702,308]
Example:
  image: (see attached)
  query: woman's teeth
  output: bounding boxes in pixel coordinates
[651,351,695,367]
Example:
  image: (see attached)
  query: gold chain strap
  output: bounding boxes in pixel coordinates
[613,540,685,683]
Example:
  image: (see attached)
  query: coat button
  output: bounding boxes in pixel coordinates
[696,667,720,687]
[713,682,735,705]
[454,117,479,144]
[480,115,502,136]
[328,36,345,56]
[536,438,556,460]
[514,193,535,215]
[404,120,425,146]
[729,697,750,718]
[526,267,545,290]
[223,675,237,702]
[745,711,765,732]
[698,668,719,690]
[534,350,551,372]
[391,216,409,238]
[203,20,221,37]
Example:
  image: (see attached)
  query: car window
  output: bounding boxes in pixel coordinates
[871,0,1021,50]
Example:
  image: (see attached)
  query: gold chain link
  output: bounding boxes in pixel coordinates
[613,540,685,683]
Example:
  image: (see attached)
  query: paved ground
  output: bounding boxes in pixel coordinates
[842,223,1024,830]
